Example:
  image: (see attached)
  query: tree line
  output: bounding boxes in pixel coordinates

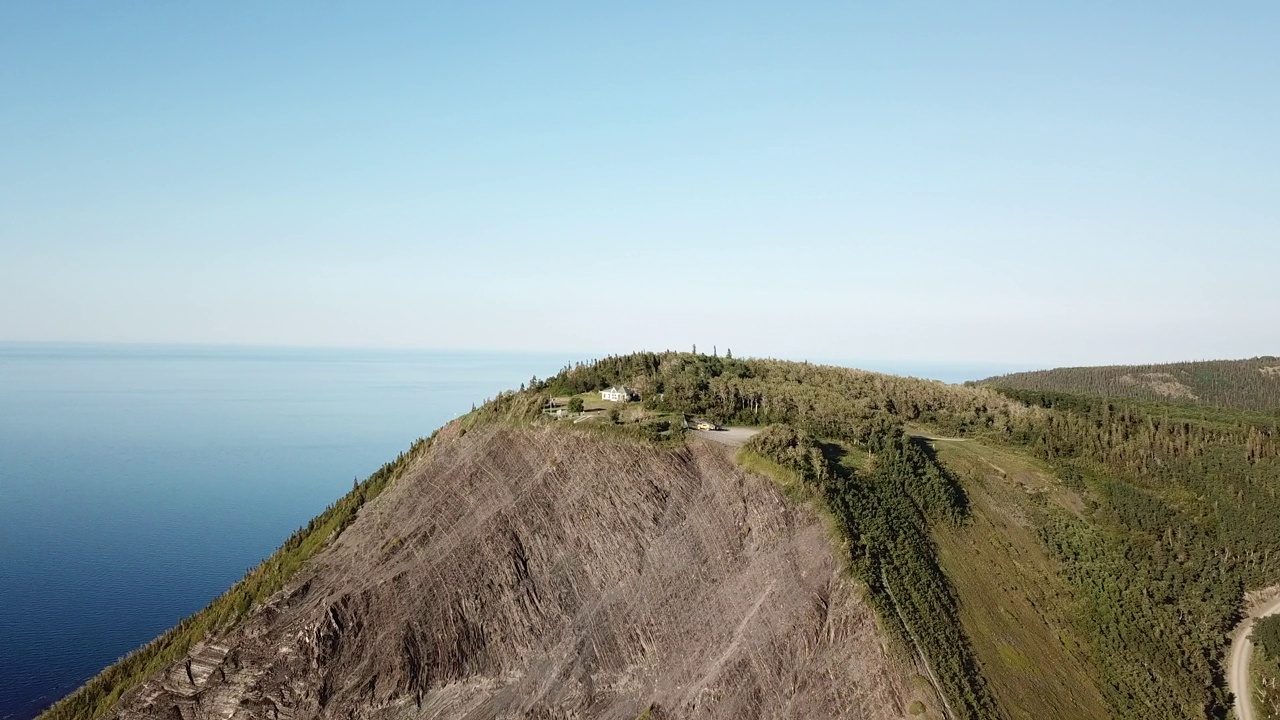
[743,424,995,720]
[982,357,1280,413]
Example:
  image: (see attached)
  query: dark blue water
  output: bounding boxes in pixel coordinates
[0,344,577,720]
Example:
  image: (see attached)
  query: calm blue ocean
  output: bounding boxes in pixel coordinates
[0,344,577,720]
[0,344,1023,720]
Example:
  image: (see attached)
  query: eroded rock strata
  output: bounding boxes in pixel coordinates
[114,425,912,720]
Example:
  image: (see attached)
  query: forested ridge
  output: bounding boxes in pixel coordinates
[523,351,1280,719]
[999,389,1280,717]
[982,357,1280,412]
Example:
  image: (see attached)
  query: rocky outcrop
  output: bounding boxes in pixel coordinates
[113,424,918,720]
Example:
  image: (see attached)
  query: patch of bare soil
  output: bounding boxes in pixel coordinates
[1117,372,1198,399]
[111,424,915,720]
[690,426,759,448]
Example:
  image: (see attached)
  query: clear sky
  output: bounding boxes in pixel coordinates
[2,2,1277,366]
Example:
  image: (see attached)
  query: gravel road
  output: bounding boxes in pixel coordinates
[1229,590,1280,720]
[692,426,759,447]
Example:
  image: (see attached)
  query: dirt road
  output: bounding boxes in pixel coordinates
[1229,589,1280,720]
[692,426,759,448]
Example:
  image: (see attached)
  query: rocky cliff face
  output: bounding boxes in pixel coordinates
[113,424,916,720]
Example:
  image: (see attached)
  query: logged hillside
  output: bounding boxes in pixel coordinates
[44,351,1280,720]
[981,357,1280,412]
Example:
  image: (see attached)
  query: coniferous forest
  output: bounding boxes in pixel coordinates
[532,351,1280,719]
[983,357,1280,412]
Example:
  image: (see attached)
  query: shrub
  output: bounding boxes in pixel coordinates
[1255,615,1280,657]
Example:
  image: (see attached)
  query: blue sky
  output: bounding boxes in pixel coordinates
[2,2,1277,366]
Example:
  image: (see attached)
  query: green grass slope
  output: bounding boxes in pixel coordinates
[922,437,1109,720]
[980,357,1280,412]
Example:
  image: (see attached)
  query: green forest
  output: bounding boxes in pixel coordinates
[527,351,1280,719]
[982,357,1280,412]
[1256,616,1280,720]
[743,424,995,719]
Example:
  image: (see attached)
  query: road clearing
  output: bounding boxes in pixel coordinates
[691,426,759,448]
[1229,587,1280,720]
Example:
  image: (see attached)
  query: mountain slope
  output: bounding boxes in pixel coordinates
[44,351,1280,720]
[534,352,1280,718]
[107,423,925,720]
[980,357,1280,412]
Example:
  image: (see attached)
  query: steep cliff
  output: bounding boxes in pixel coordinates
[108,422,923,720]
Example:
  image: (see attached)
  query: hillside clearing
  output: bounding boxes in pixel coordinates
[926,438,1109,720]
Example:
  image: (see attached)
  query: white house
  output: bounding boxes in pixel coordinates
[600,386,634,402]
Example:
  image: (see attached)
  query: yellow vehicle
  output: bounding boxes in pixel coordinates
[695,421,715,431]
